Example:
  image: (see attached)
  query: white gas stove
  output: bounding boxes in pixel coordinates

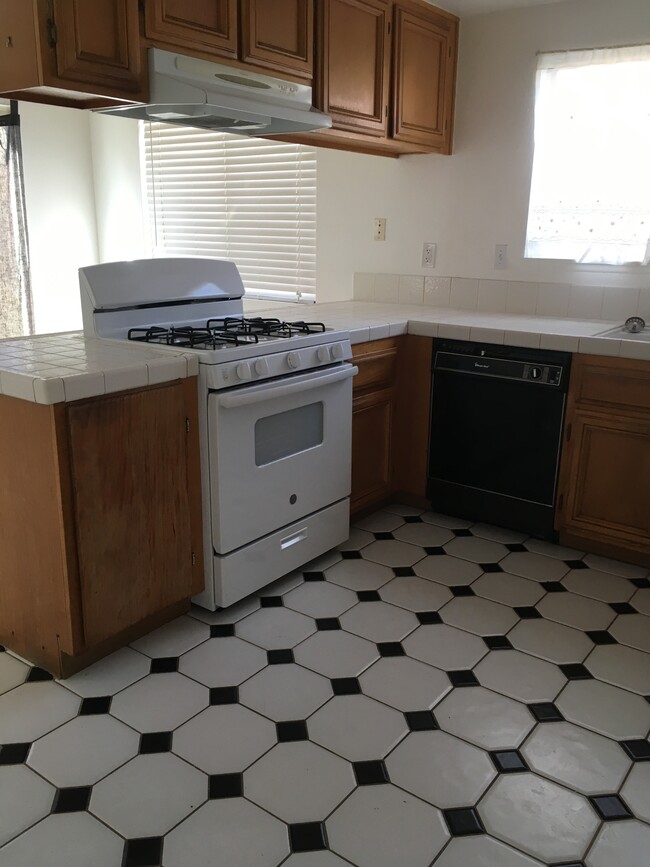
[79,258,356,609]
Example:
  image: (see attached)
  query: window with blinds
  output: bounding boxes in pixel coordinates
[141,122,317,301]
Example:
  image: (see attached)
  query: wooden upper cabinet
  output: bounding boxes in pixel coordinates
[144,0,239,59]
[391,1,457,152]
[241,0,313,80]
[317,0,391,136]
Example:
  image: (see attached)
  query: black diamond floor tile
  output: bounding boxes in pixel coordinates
[276,720,309,742]
[403,516,423,523]
[416,611,443,625]
[515,606,542,619]
[316,618,341,631]
[404,710,439,731]
[377,642,405,657]
[620,740,650,761]
[357,590,381,602]
[448,670,479,687]
[610,602,637,614]
[261,596,284,608]
[123,836,164,867]
[341,551,362,559]
[479,563,503,573]
[209,686,239,705]
[267,649,294,664]
[443,807,485,836]
[289,821,328,853]
[507,543,528,552]
[630,577,650,589]
[453,528,473,537]
[559,663,593,680]
[25,667,54,683]
[424,546,446,556]
[150,656,178,673]
[490,750,528,773]
[393,566,415,577]
[209,773,243,799]
[565,559,588,569]
[52,786,92,813]
[541,581,567,592]
[0,743,31,765]
[353,760,390,785]
[529,702,564,722]
[589,794,633,821]
[79,696,111,716]
[586,630,618,645]
[303,572,325,582]
[483,635,513,650]
[139,732,173,754]
[374,532,394,540]
[451,585,475,597]
[331,677,361,695]
[210,623,235,637]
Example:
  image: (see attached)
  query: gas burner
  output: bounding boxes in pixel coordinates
[127,325,259,349]
[206,317,327,339]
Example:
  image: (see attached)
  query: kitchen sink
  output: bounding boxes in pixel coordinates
[595,325,650,341]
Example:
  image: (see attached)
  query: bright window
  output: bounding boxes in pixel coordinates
[141,122,316,301]
[525,44,650,266]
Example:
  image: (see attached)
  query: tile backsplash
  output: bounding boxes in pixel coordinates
[353,274,650,322]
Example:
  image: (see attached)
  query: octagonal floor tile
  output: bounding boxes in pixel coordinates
[0,654,28,696]
[522,721,631,794]
[61,647,150,697]
[173,704,276,774]
[130,615,210,657]
[584,553,648,580]
[479,773,598,863]
[338,527,374,551]
[0,812,123,867]
[238,663,331,720]
[163,798,289,867]
[244,740,354,822]
[283,581,357,618]
[404,624,487,670]
[585,643,650,695]
[436,686,535,749]
[0,683,80,743]
[236,607,316,650]
[293,630,379,678]
[90,752,206,836]
[444,536,508,564]
[354,511,405,533]
[309,695,407,760]
[327,784,449,867]
[27,714,139,787]
[359,656,450,711]
[474,649,566,703]
[621,764,650,823]
[556,679,650,739]
[339,601,418,643]
[178,636,267,688]
[500,552,569,582]
[421,511,472,529]
[0,765,55,846]
[473,572,544,607]
[434,835,544,867]
[631,587,650,615]
[379,576,452,611]
[392,523,454,548]
[586,820,650,867]
[362,540,425,568]
[386,730,495,808]
[537,592,615,632]
[326,559,394,591]
[471,523,528,544]
[563,568,635,603]
[509,618,593,664]
[110,672,208,732]
[524,538,584,561]
[609,613,650,652]
[414,554,482,586]
[440,597,519,636]
[384,503,424,517]
[283,853,349,866]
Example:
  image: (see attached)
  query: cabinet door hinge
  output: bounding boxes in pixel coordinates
[565,423,572,442]
[185,417,190,433]
[46,18,57,47]
[191,551,196,566]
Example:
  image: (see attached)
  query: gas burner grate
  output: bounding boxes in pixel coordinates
[206,317,327,339]
[127,325,259,349]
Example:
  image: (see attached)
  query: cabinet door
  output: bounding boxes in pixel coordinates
[51,0,143,94]
[67,384,194,647]
[318,0,391,136]
[352,387,394,513]
[241,0,313,80]
[145,0,238,59]
[559,411,650,553]
[391,2,457,152]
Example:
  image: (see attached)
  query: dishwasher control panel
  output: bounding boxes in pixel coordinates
[523,364,563,385]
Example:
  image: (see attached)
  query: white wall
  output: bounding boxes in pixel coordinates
[20,102,99,333]
[315,0,650,301]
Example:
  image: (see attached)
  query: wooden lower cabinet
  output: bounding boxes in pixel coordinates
[351,335,432,517]
[0,378,203,676]
[556,354,650,565]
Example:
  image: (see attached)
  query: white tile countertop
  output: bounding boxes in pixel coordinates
[245,300,650,361]
[0,332,199,404]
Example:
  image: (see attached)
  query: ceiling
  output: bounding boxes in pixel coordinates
[435,0,570,16]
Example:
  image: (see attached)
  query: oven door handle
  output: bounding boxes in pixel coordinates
[217,364,358,409]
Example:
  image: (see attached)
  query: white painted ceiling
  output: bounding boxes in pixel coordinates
[435,0,570,16]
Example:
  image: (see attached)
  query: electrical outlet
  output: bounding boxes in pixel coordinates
[494,244,508,269]
[422,242,436,268]
[374,218,386,242]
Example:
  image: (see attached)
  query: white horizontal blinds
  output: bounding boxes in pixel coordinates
[525,44,650,265]
[142,122,317,299]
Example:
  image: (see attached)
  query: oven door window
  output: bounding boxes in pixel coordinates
[255,402,324,466]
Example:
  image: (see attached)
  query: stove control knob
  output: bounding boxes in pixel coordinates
[317,346,331,363]
[287,351,301,370]
[331,343,345,360]
[530,366,543,380]
[254,358,269,377]
[236,362,252,381]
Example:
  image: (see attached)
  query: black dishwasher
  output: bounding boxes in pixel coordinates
[427,339,571,540]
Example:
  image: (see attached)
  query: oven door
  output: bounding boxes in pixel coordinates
[208,363,357,554]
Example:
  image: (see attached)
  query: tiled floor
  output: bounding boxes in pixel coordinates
[1,504,650,866]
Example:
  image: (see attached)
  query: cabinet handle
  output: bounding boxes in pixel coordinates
[5,36,12,48]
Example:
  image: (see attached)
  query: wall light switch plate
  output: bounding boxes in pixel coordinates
[374,218,386,242]
[422,243,436,268]
[494,244,508,269]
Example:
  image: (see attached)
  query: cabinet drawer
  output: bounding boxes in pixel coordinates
[571,354,650,416]
[352,338,399,392]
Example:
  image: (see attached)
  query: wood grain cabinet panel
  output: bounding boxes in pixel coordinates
[144,0,238,58]
[352,388,394,513]
[241,0,313,79]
